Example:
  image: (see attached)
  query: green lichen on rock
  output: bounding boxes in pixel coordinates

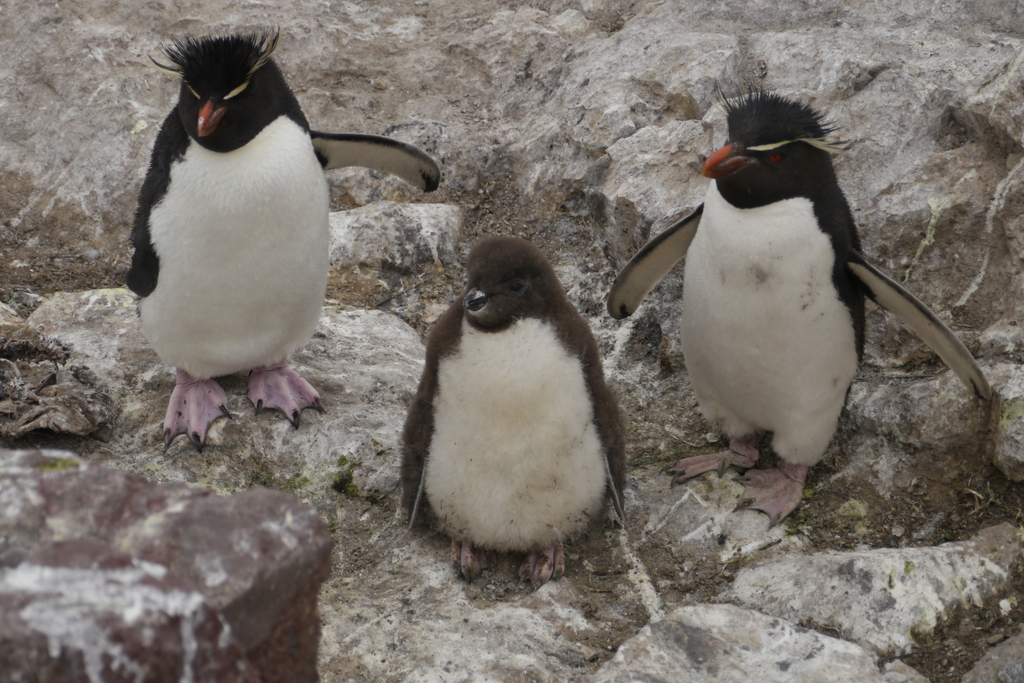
[332,456,360,498]
[999,395,1024,432]
[35,458,80,472]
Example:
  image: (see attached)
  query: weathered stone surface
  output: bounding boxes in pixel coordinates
[329,202,462,271]
[988,362,1024,481]
[22,289,424,503]
[0,549,260,683]
[723,523,1024,654]
[0,357,116,442]
[961,630,1024,683]
[582,603,926,683]
[4,0,1024,680]
[0,303,21,328]
[318,546,623,682]
[0,447,332,682]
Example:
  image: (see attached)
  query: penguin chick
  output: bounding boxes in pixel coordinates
[607,90,991,525]
[127,30,440,451]
[402,236,625,584]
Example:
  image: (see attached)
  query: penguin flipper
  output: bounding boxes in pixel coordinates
[310,131,441,192]
[606,205,703,319]
[846,250,992,400]
[604,450,626,527]
[127,109,191,297]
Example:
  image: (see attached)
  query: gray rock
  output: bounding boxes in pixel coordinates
[0,357,115,442]
[960,630,1024,683]
[988,362,1024,481]
[0,543,259,683]
[582,603,926,683]
[0,447,332,682]
[723,523,1024,654]
[0,302,21,328]
[329,202,463,271]
[23,289,424,502]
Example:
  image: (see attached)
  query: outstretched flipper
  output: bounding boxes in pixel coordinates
[846,250,992,400]
[607,206,703,319]
[310,131,441,192]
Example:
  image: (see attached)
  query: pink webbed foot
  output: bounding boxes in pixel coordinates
[734,459,809,526]
[247,361,324,428]
[519,545,565,585]
[451,539,492,581]
[163,369,231,452]
[665,434,760,486]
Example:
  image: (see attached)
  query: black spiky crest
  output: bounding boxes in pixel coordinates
[718,88,846,153]
[150,29,280,92]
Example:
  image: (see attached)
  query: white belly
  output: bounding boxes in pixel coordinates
[425,318,607,550]
[679,183,858,465]
[139,117,330,378]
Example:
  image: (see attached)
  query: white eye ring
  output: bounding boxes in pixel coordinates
[224,81,249,100]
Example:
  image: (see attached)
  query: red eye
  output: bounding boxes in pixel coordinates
[769,152,783,163]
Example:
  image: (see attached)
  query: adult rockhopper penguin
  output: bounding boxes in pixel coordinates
[607,90,991,525]
[127,30,440,451]
[402,236,626,584]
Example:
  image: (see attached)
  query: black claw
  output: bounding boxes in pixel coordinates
[733,498,755,513]
[313,397,326,413]
[163,429,176,449]
[716,458,730,478]
[290,410,301,428]
[254,399,264,415]
[190,431,204,453]
[220,404,233,419]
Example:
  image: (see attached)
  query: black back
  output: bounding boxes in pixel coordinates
[126,31,308,298]
[715,91,865,357]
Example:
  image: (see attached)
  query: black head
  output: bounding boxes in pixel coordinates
[704,90,847,210]
[152,30,303,152]
[461,236,561,332]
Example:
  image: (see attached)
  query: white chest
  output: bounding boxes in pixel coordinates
[139,117,330,377]
[679,183,858,461]
[149,116,329,268]
[424,318,607,550]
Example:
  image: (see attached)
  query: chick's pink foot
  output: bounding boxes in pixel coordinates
[163,369,231,452]
[247,361,324,427]
[451,540,492,581]
[519,544,565,585]
[734,459,808,526]
[665,434,760,485]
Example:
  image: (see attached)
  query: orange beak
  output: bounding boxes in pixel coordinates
[197,100,228,137]
[702,143,756,179]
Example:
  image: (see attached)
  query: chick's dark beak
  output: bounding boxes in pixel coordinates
[464,288,488,313]
[702,143,757,179]
[197,100,228,137]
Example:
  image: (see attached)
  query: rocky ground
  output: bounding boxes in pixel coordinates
[3,1,1024,681]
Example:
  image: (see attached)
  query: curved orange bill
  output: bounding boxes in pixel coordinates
[197,101,228,137]
[702,143,756,179]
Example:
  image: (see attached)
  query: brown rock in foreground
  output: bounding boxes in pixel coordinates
[0,448,333,682]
